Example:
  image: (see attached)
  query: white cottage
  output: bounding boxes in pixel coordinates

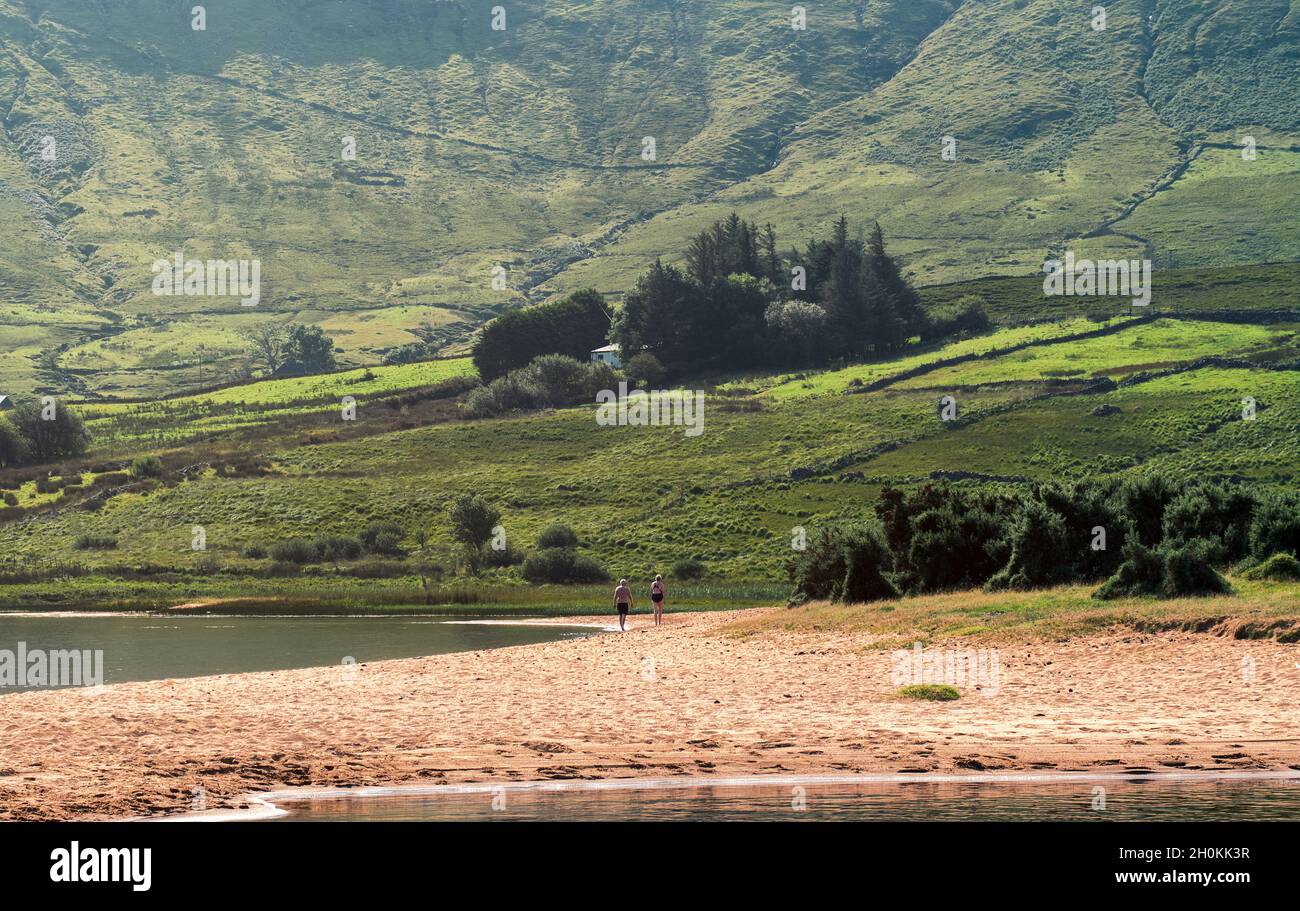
[590,343,622,368]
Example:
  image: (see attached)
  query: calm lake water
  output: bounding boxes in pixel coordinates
[268,776,1300,822]
[0,614,597,692]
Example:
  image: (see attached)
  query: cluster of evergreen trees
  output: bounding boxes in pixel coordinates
[470,214,973,385]
[789,477,1300,605]
[611,214,934,376]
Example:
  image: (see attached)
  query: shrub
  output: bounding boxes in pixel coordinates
[898,684,960,701]
[464,355,618,418]
[74,534,117,550]
[1114,474,1178,548]
[0,420,26,468]
[311,534,363,561]
[987,499,1073,590]
[625,352,666,387]
[1240,552,1300,581]
[367,531,405,557]
[1,492,16,506]
[481,543,526,568]
[992,484,1130,589]
[904,494,1014,593]
[671,558,707,581]
[920,298,991,344]
[448,494,500,572]
[383,343,430,365]
[241,544,267,559]
[1094,540,1231,599]
[1162,483,1255,564]
[522,548,609,583]
[269,538,319,564]
[129,455,164,479]
[1162,542,1234,596]
[788,523,896,604]
[359,521,406,556]
[536,523,579,550]
[1249,490,1300,563]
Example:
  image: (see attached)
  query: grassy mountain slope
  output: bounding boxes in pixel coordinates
[1,0,1296,400]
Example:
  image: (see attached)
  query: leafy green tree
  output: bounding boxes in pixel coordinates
[624,352,666,388]
[449,493,501,573]
[472,289,610,382]
[0,419,26,468]
[609,259,701,374]
[9,399,90,465]
[765,299,828,365]
[283,325,337,373]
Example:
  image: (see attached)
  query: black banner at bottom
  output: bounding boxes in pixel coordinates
[0,820,1284,898]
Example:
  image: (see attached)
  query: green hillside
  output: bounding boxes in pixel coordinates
[1,0,1297,398]
[0,271,1295,608]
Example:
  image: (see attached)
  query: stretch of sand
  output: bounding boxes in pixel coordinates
[2,608,1298,819]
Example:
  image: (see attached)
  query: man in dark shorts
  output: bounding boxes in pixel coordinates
[613,579,633,631]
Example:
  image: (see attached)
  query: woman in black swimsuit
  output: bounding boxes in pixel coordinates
[650,574,665,626]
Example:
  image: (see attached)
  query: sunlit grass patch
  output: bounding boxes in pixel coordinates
[897,684,960,701]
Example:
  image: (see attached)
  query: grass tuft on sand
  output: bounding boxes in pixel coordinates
[898,684,960,701]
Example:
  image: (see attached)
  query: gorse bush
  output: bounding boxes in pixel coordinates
[521,548,609,584]
[129,455,163,479]
[1248,490,1300,563]
[269,535,358,563]
[1094,540,1231,600]
[359,520,405,556]
[789,478,1297,606]
[536,523,579,550]
[788,523,895,604]
[1162,483,1254,564]
[74,534,118,550]
[874,484,1017,594]
[464,355,619,418]
[671,558,707,581]
[481,543,526,568]
[1240,552,1300,581]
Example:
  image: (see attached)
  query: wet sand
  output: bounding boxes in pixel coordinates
[2,608,1297,820]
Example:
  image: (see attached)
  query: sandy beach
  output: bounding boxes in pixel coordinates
[2,608,1298,820]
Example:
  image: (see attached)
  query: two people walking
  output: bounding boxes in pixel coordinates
[612,575,666,631]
